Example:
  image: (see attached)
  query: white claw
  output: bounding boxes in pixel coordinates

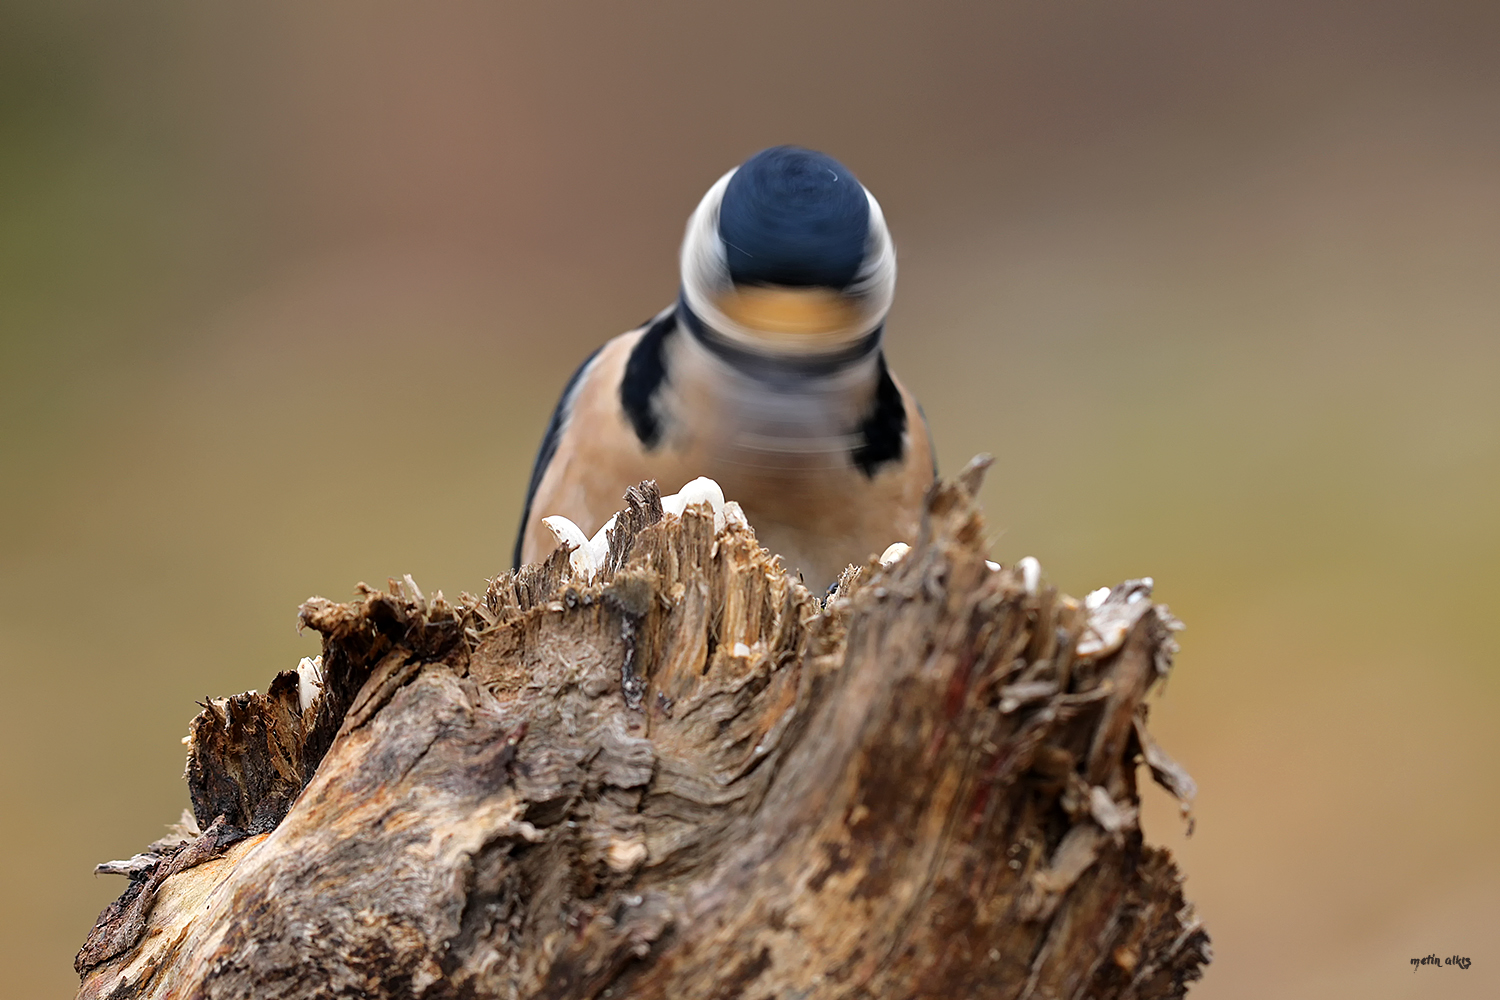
[542,515,599,578]
[676,476,725,513]
[1017,556,1041,595]
[542,514,589,550]
[985,560,1001,571]
[545,478,745,582]
[1084,587,1111,610]
[661,476,728,532]
[879,542,911,567]
[586,514,618,570]
[296,655,324,714]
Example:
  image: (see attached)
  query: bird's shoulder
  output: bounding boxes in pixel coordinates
[511,317,662,568]
[544,316,662,453]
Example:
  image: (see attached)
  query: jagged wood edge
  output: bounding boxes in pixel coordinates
[76,467,1209,998]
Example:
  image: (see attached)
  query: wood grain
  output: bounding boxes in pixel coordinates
[77,462,1209,999]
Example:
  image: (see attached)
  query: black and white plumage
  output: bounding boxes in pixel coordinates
[514,146,935,592]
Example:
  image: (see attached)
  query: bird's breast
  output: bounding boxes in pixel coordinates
[651,342,887,525]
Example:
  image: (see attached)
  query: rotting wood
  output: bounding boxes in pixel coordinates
[76,458,1210,999]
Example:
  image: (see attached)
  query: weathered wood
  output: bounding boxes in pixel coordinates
[76,462,1210,999]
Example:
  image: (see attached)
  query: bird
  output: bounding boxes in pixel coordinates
[513,145,935,592]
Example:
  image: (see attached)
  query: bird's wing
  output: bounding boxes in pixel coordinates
[511,344,605,569]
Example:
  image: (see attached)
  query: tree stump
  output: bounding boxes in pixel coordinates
[76,460,1210,999]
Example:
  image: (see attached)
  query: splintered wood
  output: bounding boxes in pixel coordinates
[76,462,1210,999]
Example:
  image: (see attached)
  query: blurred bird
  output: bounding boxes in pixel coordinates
[514,146,935,591]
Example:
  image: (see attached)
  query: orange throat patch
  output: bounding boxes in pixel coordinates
[715,286,861,340]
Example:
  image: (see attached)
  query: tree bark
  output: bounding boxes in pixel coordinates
[76,459,1210,999]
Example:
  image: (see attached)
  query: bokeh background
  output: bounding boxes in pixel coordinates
[3,1,1497,996]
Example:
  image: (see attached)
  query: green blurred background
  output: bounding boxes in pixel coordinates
[2,2,1496,996]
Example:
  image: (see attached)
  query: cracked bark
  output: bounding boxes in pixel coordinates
[76,462,1210,999]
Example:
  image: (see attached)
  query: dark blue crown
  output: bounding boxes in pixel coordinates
[718,146,871,290]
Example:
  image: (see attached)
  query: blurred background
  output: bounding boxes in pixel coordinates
[2,1,1497,996]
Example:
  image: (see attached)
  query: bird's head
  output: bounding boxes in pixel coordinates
[680,146,895,358]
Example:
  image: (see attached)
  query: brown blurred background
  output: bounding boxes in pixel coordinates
[2,1,1497,996]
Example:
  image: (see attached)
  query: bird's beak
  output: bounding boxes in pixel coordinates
[715,286,861,339]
